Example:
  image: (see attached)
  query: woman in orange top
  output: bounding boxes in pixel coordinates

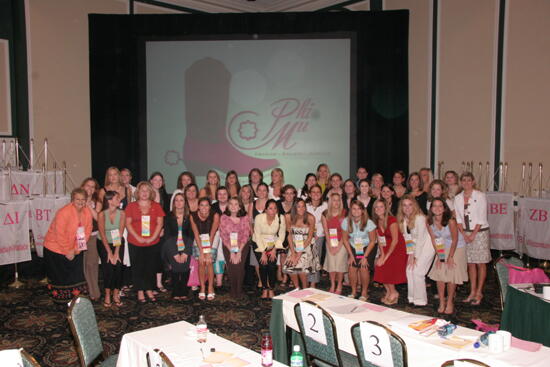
[43,188,93,304]
[125,181,165,303]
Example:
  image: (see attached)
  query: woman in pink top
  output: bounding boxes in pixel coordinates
[219,197,251,297]
[44,188,93,304]
[322,192,348,294]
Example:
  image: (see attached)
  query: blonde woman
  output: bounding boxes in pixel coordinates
[98,167,130,209]
[269,168,284,200]
[200,170,221,201]
[341,200,376,300]
[370,173,384,199]
[397,195,435,306]
[454,172,490,305]
[427,179,455,214]
[316,163,330,193]
[321,192,348,294]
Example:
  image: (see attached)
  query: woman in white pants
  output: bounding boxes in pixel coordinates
[397,195,435,306]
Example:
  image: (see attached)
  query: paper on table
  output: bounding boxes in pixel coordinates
[221,357,250,367]
[304,293,332,302]
[288,289,315,298]
[327,303,361,314]
[441,336,472,349]
[511,336,542,352]
[203,351,233,363]
[360,303,388,312]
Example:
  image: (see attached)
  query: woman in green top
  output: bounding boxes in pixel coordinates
[97,190,126,308]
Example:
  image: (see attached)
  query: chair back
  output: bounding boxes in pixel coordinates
[21,349,41,367]
[147,349,175,367]
[441,358,490,366]
[67,296,104,367]
[494,255,523,309]
[351,321,408,367]
[293,301,342,367]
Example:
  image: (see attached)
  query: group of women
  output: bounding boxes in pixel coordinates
[43,164,490,314]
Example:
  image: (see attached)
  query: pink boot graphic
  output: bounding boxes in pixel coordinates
[182,57,279,175]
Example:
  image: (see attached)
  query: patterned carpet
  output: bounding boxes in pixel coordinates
[0,264,504,366]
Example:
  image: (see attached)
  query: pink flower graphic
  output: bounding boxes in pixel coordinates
[238,120,258,141]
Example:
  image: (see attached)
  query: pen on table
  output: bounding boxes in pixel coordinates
[350,306,358,313]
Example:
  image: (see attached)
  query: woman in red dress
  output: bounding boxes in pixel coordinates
[372,199,407,305]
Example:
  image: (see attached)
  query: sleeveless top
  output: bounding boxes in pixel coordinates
[192,211,215,235]
[326,214,345,240]
[431,222,466,249]
[253,199,265,219]
[98,209,121,243]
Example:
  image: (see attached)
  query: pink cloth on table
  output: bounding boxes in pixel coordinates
[511,336,542,352]
[360,303,388,312]
[288,289,315,298]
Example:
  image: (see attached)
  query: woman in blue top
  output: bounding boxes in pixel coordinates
[342,200,377,301]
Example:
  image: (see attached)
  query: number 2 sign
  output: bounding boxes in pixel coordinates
[359,321,393,367]
[299,302,327,345]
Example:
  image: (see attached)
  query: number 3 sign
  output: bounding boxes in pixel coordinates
[299,302,327,345]
[359,321,393,367]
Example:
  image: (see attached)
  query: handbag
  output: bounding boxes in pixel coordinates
[505,264,550,284]
[187,256,200,287]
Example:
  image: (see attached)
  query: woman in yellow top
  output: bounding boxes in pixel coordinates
[253,199,286,299]
[43,188,93,304]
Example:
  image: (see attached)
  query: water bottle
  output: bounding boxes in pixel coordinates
[261,332,273,367]
[196,315,208,343]
[290,345,304,367]
[437,323,457,337]
[474,331,495,348]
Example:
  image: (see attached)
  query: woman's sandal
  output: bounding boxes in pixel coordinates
[207,293,215,301]
[103,300,112,308]
[198,292,206,300]
[114,299,123,307]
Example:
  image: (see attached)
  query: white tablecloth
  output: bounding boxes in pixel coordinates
[117,320,287,367]
[275,288,550,367]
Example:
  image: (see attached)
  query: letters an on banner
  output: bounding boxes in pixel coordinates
[30,196,70,257]
[0,201,31,266]
[0,170,64,201]
[486,192,516,250]
[518,198,550,260]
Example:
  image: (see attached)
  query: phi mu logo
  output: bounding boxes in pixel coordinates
[529,209,548,222]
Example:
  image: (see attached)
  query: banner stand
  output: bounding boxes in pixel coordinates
[8,263,24,289]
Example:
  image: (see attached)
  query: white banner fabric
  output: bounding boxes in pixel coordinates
[0,170,64,200]
[518,198,550,260]
[486,192,516,250]
[0,200,31,266]
[29,196,70,257]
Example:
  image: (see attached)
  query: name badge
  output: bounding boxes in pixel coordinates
[435,237,446,261]
[378,235,386,247]
[177,229,185,252]
[200,234,211,254]
[110,229,122,247]
[230,232,239,253]
[264,235,275,250]
[76,226,87,251]
[329,228,339,247]
[354,237,364,255]
[294,234,305,252]
[141,215,150,237]
[404,233,415,255]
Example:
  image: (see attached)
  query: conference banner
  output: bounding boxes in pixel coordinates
[485,192,516,250]
[518,197,550,260]
[0,200,31,266]
[29,195,70,257]
[146,38,351,190]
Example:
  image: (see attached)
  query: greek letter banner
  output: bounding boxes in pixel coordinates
[0,200,31,266]
[486,192,516,250]
[30,196,70,257]
[0,170,64,201]
[518,198,550,260]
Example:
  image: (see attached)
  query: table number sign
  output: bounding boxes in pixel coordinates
[299,302,327,345]
[141,215,150,237]
[359,321,393,367]
[147,349,162,367]
[200,234,211,254]
[329,228,339,247]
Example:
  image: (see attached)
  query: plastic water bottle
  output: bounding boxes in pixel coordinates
[290,345,304,367]
[196,315,208,343]
[261,332,273,367]
[474,331,495,348]
[437,323,457,337]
